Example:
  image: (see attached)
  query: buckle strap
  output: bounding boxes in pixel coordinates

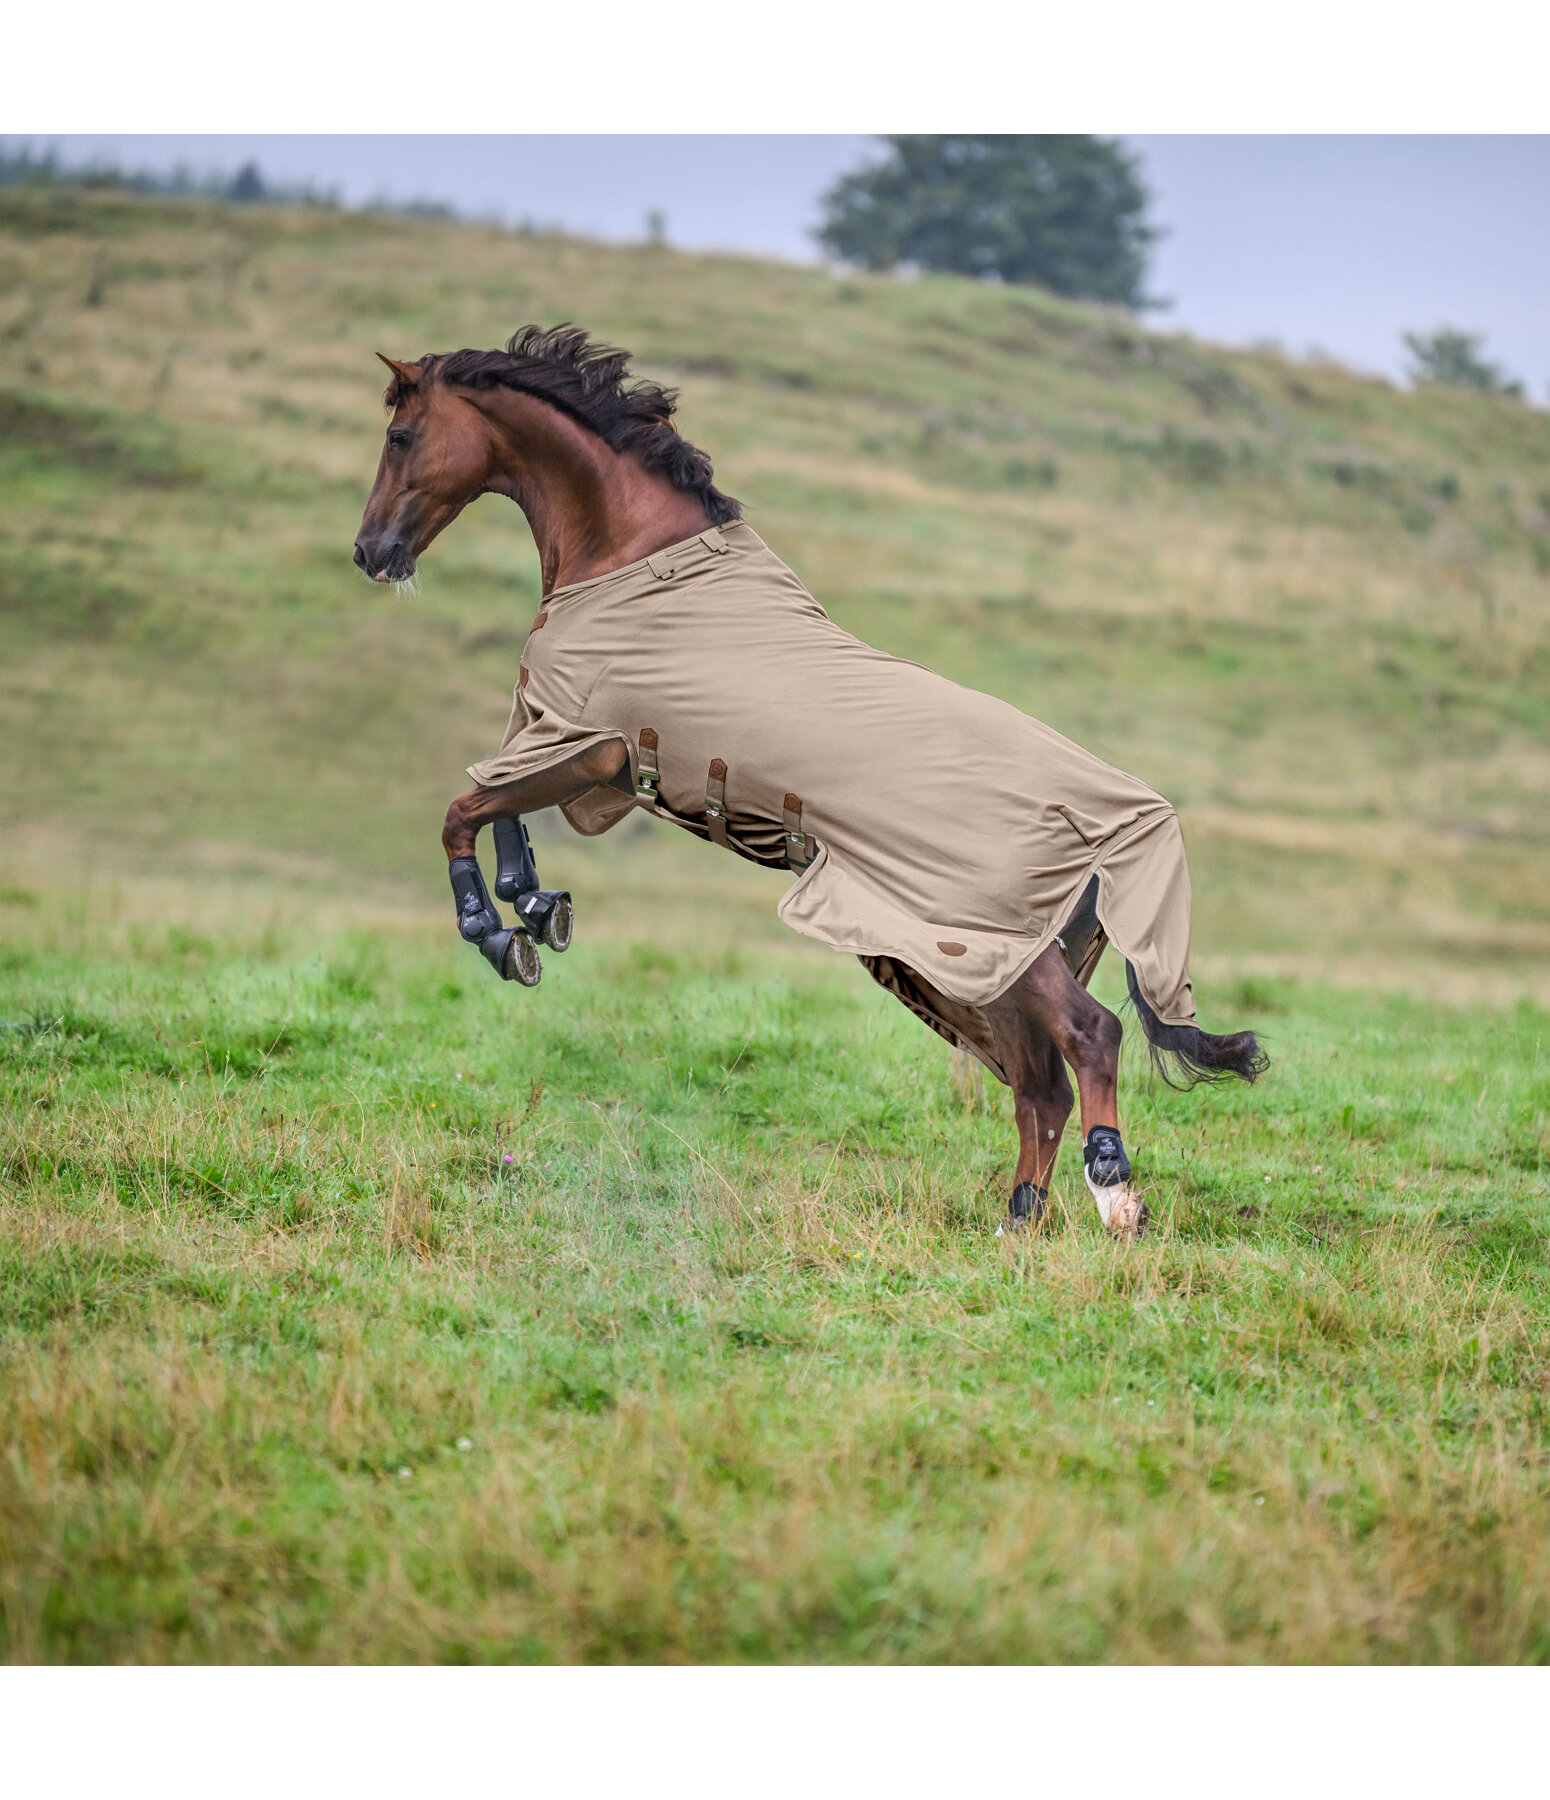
[705,758,729,848]
[782,792,813,870]
[636,727,661,801]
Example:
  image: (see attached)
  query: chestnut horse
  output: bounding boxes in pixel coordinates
[355,325,1265,1239]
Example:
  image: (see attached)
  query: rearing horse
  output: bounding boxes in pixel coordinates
[355,325,1266,1239]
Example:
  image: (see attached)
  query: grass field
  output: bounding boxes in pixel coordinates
[1,185,1548,1662]
[3,882,1548,1662]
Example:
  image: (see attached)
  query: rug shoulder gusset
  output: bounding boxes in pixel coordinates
[558,781,638,838]
[466,727,636,838]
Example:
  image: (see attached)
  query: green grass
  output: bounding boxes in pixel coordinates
[1,890,1547,1663]
[2,185,1549,1662]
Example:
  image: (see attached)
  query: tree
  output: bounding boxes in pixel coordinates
[228,162,266,204]
[817,135,1157,309]
[1403,327,1523,398]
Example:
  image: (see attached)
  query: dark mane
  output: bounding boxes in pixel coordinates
[386,324,742,527]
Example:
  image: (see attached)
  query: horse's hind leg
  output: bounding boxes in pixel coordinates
[981,1010,1071,1235]
[985,945,1145,1239]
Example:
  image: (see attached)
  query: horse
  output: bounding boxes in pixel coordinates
[354,324,1266,1240]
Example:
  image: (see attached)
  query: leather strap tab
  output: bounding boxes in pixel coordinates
[529,611,548,631]
[636,727,661,801]
[518,665,529,690]
[705,758,729,848]
[782,792,813,870]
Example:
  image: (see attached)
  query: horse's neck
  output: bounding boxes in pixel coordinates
[480,390,709,595]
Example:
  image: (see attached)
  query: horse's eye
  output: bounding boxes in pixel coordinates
[387,429,411,450]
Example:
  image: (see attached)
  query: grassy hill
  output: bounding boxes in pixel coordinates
[3,187,1549,1664]
[3,183,1548,993]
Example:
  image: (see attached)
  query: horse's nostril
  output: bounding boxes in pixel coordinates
[352,542,368,570]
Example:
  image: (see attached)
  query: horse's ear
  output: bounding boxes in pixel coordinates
[376,353,422,388]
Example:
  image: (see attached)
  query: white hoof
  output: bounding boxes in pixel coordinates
[1086,1167,1147,1240]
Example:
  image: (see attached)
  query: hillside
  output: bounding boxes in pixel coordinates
[2,184,1549,996]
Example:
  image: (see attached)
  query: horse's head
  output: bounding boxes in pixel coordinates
[354,354,494,584]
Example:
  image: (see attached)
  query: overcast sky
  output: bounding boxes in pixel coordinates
[14,134,1549,393]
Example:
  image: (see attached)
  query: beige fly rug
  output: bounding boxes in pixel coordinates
[468,522,1198,1083]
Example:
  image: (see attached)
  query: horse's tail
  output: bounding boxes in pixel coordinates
[1125,961,1269,1089]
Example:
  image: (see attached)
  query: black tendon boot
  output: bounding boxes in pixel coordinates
[997,1181,1048,1237]
[1082,1126,1146,1239]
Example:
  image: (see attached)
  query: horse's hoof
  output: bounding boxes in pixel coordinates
[542,894,574,952]
[1099,1188,1148,1241]
[1085,1170,1148,1239]
[504,933,542,986]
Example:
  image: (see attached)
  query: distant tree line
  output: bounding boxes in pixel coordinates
[0,145,337,208]
[0,145,455,221]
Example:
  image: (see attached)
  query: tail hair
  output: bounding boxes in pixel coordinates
[1125,962,1270,1090]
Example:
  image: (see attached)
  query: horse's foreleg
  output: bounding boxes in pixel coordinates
[985,945,1145,1239]
[441,738,629,858]
[442,739,628,983]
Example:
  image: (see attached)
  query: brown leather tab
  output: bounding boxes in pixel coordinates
[937,941,968,957]
[635,726,661,801]
[529,611,548,631]
[781,793,812,871]
[705,758,729,848]
[518,665,529,689]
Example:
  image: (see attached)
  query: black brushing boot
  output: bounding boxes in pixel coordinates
[998,1181,1048,1236]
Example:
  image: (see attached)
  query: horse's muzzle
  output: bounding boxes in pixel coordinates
[352,536,416,583]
